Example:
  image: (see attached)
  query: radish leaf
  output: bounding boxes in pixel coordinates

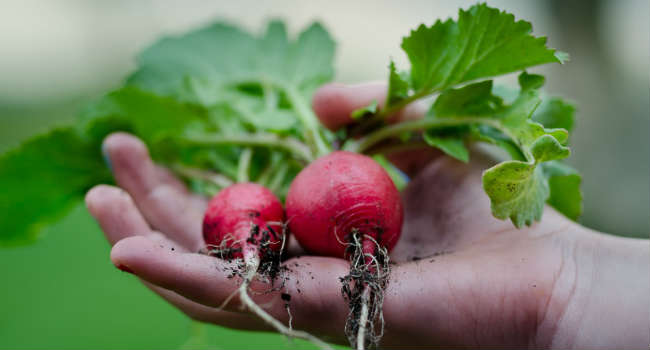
[388,3,567,109]
[542,161,583,220]
[0,129,111,245]
[430,73,573,226]
[423,134,469,163]
[532,97,576,132]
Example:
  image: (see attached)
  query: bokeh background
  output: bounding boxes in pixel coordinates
[1,0,648,348]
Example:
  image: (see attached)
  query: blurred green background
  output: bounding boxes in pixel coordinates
[1,0,648,349]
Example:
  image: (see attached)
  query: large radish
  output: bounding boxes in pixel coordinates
[286,151,403,349]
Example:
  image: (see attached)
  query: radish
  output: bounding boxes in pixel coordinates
[203,182,331,349]
[286,151,403,349]
[203,182,285,263]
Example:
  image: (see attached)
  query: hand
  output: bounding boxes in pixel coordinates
[85,82,649,349]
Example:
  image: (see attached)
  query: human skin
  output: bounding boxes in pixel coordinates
[85,82,649,349]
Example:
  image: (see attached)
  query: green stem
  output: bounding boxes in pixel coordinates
[180,133,313,163]
[262,81,278,111]
[268,162,289,194]
[172,163,234,188]
[366,141,429,156]
[283,85,331,158]
[344,116,505,153]
[237,148,253,183]
[256,154,282,187]
[376,91,428,119]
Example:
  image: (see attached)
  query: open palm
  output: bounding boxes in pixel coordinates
[86,83,618,348]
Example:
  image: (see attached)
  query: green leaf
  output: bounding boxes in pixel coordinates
[423,132,469,163]
[249,110,297,132]
[127,21,335,104]
[81,87,249,186]
[532,97,576,132]
[424,72,573,226]
[350,100,378,120]
[479,129,569,226]
[127,23,258,99]
[372,155,408,191]
[499,72,544,128]
[229,100,297,133]
[0,129,111,246]
[542,161,583,220]
[397,3,566,99]
[288,22,336,91]
[530,134,570,163]
[429,73,570,162]
[386,60,410,106]
[0,88,215,245]
[81,87,210,143]
[479,76,569,226]
[431,80,504,117]
[126,20,335,158]
[482,161,548,227]
[470,125,526,161]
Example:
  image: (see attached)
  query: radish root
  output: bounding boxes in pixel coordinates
[239,254,333,350]
[205,225,332,350]
[341,231,390,349]
[356,287,370,350]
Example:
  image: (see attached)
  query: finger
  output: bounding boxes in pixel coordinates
[110,235,350,339]
[85,189,267,333]
[312,83,438,177]
[90,212,266,334]
[85,185,151,245]
[312,82,427,131]
[103,132,205,251]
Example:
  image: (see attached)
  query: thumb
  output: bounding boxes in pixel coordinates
[312,82,440,177]
[312,82,426,131]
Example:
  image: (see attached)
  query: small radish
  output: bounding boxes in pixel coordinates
[286,151,403,349]
[203,182,331,349]
[203,182,285,263]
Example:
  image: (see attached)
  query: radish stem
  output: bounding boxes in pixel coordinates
[284,84,331,158]
[172,164,234,188]
[237,148,253,183]
[375,90,428,119]
[256,154,282,187]
[181,133,313,163]
[344,116,503,154]
[268,162,289,194]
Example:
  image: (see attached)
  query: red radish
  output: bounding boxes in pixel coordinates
[286,151,402,259]
[202,182,332,350]
[203,182,284,262]
[286,151,403,349]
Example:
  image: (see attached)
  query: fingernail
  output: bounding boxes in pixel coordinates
[116,264,134,274]
[101,143,112,172]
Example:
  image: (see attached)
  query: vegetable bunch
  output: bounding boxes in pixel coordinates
[0,3,581,349]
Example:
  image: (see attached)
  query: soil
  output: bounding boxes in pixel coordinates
[202,222,290,293]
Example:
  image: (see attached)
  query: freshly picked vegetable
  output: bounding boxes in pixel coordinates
[0,3,581,349]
